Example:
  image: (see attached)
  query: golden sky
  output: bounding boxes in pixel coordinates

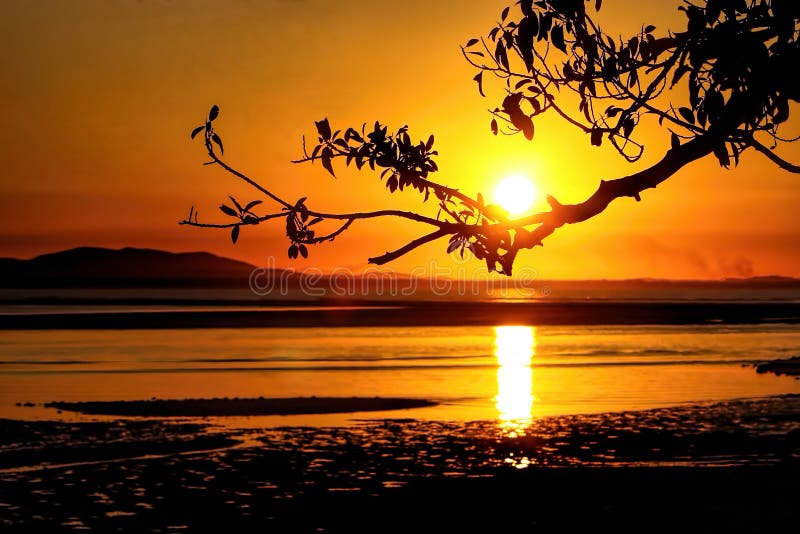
[1,0,798,279]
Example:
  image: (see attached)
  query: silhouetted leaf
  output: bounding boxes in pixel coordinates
[678,107,695,124]
[321,147,335,177]
[244,200,262,212]
[229,196,243,212]
[501,6,510,21]
[670,66,689,87]
[494,40,509,70]
[212,133,224,154]
[219,204,237,217]
[623,118,635,138]
[590,128,603,146]
[551,25,566,53]
[644,25,656,33]
[491,118,498,135]
[713,144,730,167]
[231,225,240,244]
[775,98,790,124]
[190,126,205,139]
[309,217,324,226]
[466,38,479,47]
[595,0,602,10]
[519,115,534,140]
[288,245,298,259]
[299,244,308,259]
[208,105,220,122]
[315,118,332,140]
[473,72,485,97]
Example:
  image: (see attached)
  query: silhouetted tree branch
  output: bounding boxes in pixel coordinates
[182,0,799,275]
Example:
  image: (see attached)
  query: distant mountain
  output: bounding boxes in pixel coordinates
[1,247,798,293]
[0,247,262,287]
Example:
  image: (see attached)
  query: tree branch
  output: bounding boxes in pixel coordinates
[505,135,715,260]
[748,138,800,173]
[368,228,449,265]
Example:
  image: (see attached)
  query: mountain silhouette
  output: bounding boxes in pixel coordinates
[0,247,262,288]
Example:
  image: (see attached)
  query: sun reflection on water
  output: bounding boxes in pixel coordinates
[494,326,535,437]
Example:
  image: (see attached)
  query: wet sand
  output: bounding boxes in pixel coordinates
[2,395,799,532]
[45,397,438,417]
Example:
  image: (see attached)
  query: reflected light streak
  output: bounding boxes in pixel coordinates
[494,326,535,436]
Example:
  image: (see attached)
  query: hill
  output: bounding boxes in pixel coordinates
[0,247,261,287]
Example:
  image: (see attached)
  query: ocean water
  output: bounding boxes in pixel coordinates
[1,322,800,425]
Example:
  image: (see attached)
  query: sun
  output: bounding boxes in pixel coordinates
[493,175,537,215]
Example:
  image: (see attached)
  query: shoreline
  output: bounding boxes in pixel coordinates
[1,300,800,329]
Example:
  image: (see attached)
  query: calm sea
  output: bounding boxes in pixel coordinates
[2,319,800,425]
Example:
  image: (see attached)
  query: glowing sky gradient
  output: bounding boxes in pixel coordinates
[1,0,798,279]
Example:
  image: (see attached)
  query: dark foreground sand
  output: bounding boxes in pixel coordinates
[1,395,799,533]
[46,397,438,417]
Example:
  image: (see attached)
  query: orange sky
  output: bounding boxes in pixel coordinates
[1,0,798,279]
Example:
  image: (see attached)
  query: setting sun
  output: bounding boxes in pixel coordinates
[493,175,537,216]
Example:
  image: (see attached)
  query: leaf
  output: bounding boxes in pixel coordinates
[501,6,510,21]
[447,240,460,254]
[190,125,204,139]
[299,244,308,259]
[514,79,530,90]
[426,134,435,151]
[321,147,335,177]
[671,132,680,150]
[590,128,603,146]
[308,217,324,226]
[670,65,690,87]
[678,107,695,125]
[623,117,635,138]
[774,98,790,124]
[494,40,509,70]
[219,204,237,217]
[551,25,566,53]
[288,245,298,259]
[466,38,479,47]
[315,118,332,140]
[519,115,534,140]
[595,0,602,10]
[387,175,398,193]
[644,25,656,33]
[473,72,485,97]
[211,133,224,154]
[244,200,263,212]
[491,118,498,135]
[231,225,240,244]
[208,105,220,122]
[713,144,730,168]
[229,195,243,212]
